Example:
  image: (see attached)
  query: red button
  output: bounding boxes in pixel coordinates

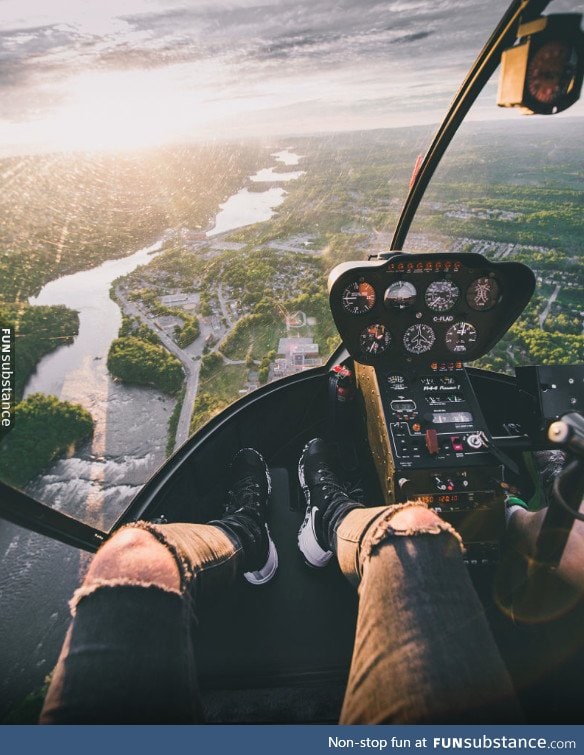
[450,436,464,452]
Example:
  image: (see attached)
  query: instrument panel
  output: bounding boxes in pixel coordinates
[328,252,535,366]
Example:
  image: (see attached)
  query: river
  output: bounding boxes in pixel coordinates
[23,148,304,530]
[207,151,304,236]
[24,238,175,532]
[0,147,304,719]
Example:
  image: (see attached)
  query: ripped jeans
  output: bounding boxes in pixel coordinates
[40,504,521,724]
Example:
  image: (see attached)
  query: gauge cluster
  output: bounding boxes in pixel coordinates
[328,252,535,366]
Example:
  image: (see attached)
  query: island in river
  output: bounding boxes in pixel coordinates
[0,145,309,532]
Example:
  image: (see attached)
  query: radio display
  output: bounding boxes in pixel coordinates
[391,400,416,413]
[431,411,473,424]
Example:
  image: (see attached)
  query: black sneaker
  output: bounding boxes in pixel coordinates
[214,448,278,585]
[298,438,364,567]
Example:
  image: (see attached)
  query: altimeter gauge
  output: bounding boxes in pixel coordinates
[342,280,376,315]
[403,324,436,355]
[360,324,391,355]
[466,277,500,311]
[425,280,460,312]
[445,322,478,353]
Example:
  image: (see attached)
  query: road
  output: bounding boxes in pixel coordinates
[115,288,210,451]
[539,284,561,328]
[217,283,234,327]
[115,283,247,450]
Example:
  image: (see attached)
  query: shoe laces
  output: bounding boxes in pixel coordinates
[315,466,364,506]
[225,475,262,516]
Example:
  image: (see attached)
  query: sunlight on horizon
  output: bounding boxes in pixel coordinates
[32,69,197,153]
[1,0,582,157]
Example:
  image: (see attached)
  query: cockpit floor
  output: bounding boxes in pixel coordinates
[170,372,583,724]
[196,467,357,722]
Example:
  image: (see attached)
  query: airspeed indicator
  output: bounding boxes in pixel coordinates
[342,280,376,315]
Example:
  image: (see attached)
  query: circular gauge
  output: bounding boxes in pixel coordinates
[360,324,391,356]
[527,40,580,111]
[446,322,478,353]
[425,280,460,312]
[466,276,500,311]
[384,281,417,309]
[342,280,376,315]
[403,324,436,355]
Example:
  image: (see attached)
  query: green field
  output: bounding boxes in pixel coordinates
[190,361,248,434]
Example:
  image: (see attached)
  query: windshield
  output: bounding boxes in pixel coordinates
[404,84,584,374]
[1,0,582,531]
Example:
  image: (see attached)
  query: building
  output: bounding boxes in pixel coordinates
[273,337,322,378]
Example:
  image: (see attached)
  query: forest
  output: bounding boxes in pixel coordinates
[0,393,93,487]
[0,304,79,400]
[107,336,184,394]
[0,142,268,302]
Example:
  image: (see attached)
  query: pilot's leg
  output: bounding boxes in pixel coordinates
[335,505,521,723]
[298,438,521,724]
[40,448,277,724]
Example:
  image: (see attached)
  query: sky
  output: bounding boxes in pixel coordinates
[0,0,583,155]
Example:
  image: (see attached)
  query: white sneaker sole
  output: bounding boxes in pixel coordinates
[244,525,279,585]
[297,441,333,568]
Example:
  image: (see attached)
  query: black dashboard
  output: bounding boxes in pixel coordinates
[328,252,535,367]
[328,251,538,557]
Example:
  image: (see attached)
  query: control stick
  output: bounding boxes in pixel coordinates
[535,412,584,567]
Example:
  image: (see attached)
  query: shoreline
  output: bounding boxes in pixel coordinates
[21,148,305,508]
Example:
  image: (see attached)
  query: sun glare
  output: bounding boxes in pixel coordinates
[37,69,196,154]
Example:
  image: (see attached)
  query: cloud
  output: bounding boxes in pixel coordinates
[1,0,583,152]
[94,41,204,70]
[0,23,92,119]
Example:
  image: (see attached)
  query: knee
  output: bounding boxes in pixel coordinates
[84,527,181,592]
[358,503,464,571]
[389,504,445,532]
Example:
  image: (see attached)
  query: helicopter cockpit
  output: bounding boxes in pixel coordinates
[1,0,584,726]
[328,251,536,558]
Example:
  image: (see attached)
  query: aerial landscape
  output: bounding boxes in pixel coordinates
[1,0,584,721]
[1,118,583,531]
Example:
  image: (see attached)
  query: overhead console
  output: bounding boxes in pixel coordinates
[328,252,536,561]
